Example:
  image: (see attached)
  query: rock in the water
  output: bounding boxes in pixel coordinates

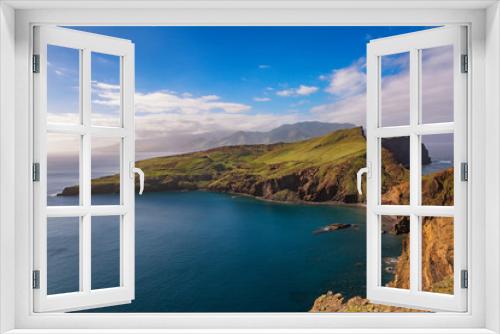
[313,223,352,234]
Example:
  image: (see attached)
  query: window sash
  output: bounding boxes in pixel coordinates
[366,26,468,312]
[33,26,135,313]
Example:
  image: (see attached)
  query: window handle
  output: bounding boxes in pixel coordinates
[357,163,371,195]
[130,163,145,195]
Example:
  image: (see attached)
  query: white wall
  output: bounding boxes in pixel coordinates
[485,2,500,333]
[0,2,16,333]
[1,2,498,332]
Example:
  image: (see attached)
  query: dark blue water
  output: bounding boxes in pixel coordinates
[47,191,404,312]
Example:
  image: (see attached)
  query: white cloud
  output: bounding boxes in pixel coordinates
[93,81,120,91]
[325,58,366,97]
[133,110,307,158]
[296,85,319,96]
[290,99,310,107]
[137,92,251,114]
[135,111,303,138]
[47,113,80,124]
[253,97,271,102]
[92,81,252,115]
[311,94,367,126]
[277,85,318,97]
[312,47,453,127]
[276,89,294,97]
[259,64,270,69]
[50,63,78,78]
[76,81,304,158]
[420,45,453,123]
[49,99,300,158]
[382,52,410,70]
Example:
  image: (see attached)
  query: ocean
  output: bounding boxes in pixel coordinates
[46,190,407,312]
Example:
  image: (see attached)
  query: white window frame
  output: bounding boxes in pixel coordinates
[0,1,499,333]
[32,26,136,312]
[365,26,468,312]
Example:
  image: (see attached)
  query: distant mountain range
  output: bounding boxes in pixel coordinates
[206,121,356,147]
[135,122,356,159]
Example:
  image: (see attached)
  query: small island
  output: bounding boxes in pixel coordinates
[313,223,353,234]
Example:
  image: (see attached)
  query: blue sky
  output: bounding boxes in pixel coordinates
[47,26,456,159]
[73,26,427,116]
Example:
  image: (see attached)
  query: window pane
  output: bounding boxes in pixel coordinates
[47,45,80,124]
[380,52,410,127]
[380,137,410,205]
[91,52,121,127]
[91,216,121,290]
[47,133,80,206]
[421,45,454,124]
[47,217,80,295]
[381,215,410,289]
[91,137,121,205]
[421,134,454,206]
[421,216,454,295]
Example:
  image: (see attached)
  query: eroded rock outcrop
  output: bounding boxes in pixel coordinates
[311,167,455,312]
[389,216,454,294]
[310,291,424,312]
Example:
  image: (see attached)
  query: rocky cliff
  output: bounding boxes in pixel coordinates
[388,215,454,294]
[311,169,455,312]
[384,168,454,293]
[310,291,424,312]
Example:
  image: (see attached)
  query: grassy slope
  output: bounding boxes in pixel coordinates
[141,125,366,181]
[63,126,444,206]
[63,127,370,203]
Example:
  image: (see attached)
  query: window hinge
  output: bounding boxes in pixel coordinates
[32,54,40,73]
[461,162,468,182]
[461,269,468,289]
[32,163,40,182]
[461,54,468,73]
[32,270,40,289]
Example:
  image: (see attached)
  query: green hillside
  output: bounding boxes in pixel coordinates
[61,127,377,203]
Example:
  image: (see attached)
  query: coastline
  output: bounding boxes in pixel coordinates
[59,187,367,209]
[206,189,367,209]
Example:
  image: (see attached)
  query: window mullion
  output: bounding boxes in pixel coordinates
[81,48,92,293]
[121,50,134,293]
[409,48,421,294]
[37,35,49,298]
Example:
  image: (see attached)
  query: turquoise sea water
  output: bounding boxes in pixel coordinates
[47,191,405,312]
